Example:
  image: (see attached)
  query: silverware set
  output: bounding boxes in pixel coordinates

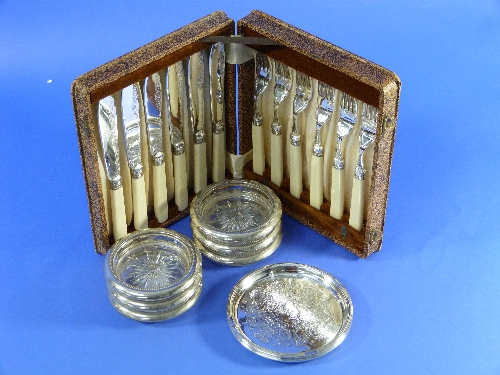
[97,44,225,240]
[95,48,378,240]
[252,55,379,231]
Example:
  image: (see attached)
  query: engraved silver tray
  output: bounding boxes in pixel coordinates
[227,263,353,362]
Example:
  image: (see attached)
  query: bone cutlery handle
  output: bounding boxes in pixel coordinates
[289,144,302,198]
[110,186,127,240]
[212,130,225,182]
[310,154,324,209]
[173,152,189,211]
[153,163,169,223]
[252,123,265,175]
[330,167,345,219]
[349,177,364,231]
[132,174,148,230]
[270,132,283,186]
[194,141,207,193]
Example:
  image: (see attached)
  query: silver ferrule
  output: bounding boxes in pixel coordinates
[313,143,324,157]
[252,112,263,127]
[213,120,224,134]
[110,176,122,190]
[172,140,185,155]
[291,114,299,140]
[194,129,205,144]
[354,150,366,180]
[314,126,322,148]
[153,152,164,166]
[273,103,279,125]
[132,164,144,179]
[333,155,344,170]
[333,136,345,170]
[271,121,281,136]
[216,88,223,104]
[290,132,301,147]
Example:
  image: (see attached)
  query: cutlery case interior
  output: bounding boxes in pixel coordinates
[72,10,400,258]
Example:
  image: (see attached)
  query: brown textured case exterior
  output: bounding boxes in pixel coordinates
[237,11,401,258]
[72,11,234,254]
[72,10,400,258]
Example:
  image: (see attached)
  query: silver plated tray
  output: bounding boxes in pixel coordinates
[227,263,353,362]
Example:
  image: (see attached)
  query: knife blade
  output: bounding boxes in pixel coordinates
[121,83,148,229]
[144,73,169,223]
[97,96,127,240]
[192,51,207,193]
[166,63,188,211]
[211,42,226,182]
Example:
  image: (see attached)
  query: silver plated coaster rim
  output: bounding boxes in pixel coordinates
[226,262,353,362]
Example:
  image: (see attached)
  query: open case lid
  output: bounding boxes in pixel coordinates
[72,10,400,257]
[72,11,234,254]
[235,11,401,258]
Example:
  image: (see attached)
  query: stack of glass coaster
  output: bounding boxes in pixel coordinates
[104,229,202,322]
[190,180,282,266]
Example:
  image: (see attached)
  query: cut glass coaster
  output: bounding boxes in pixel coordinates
[191,180,282,244]
[104,228,202,321]
[190,180,282,265]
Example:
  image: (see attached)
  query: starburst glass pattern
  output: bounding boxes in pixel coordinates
[238,278,340,351]
[120,246,186,290]
[207,198,267,233]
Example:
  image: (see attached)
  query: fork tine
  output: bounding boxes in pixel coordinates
[362,103,378,128]
[256,52,268,73]
[318,81,335,101]
[318,81,325,97]
[298,73,305,86]
[304,75,311,89]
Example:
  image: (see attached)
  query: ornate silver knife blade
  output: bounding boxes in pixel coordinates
[193,51,205,143]
[209,44,216,135]
[98,96,122,189]
[121,83,143,178]
[168,62,185,155]
[144,73,169,223]
[144,73,164,166]
[121,83,148,229]
[215,42,225,126]
[97,96,127,240]
[211,42,226,182]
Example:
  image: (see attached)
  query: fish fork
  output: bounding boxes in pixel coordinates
[349,103,377,230]
[289,72,312,198]
[270,61,292,186]
[310,82,335,209]
[330,93,358,219]
[252,52,272,175]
